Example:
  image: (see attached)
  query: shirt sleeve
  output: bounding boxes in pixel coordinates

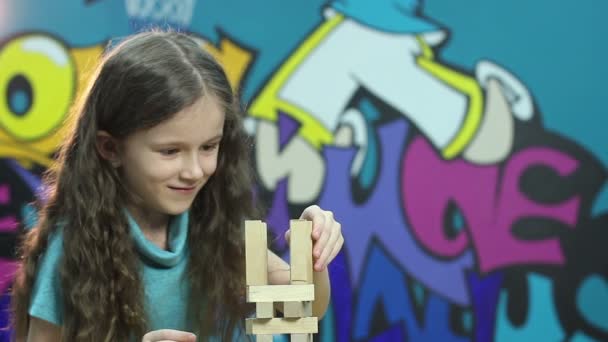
[28,231,64,326]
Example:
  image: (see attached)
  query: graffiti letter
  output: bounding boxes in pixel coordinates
[475,148,579,271]
[403,138,580,272]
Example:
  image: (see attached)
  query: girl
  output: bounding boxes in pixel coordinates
[11,31,344,341]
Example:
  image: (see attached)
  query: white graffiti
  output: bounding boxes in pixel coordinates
[124,0,196,27]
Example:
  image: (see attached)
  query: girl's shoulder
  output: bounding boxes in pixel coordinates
[40,225,65,260]
[29,227,65,325]
[33,226,65,281]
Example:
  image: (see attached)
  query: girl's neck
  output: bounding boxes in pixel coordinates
[126,204,170,250]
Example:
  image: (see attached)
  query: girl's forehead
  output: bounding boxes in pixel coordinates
[138,97,225,142]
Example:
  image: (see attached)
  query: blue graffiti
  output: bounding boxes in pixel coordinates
[468,271,504,342]
[318,120,474,305]
[1,0,130,45]
[495,273,564,341]
[576,274,608,332]
[189,0,327,102]
[0,288,12,342]
[356,98,381,192]
[353,242,469,341]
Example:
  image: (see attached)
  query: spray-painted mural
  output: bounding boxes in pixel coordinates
[1,1,607,341]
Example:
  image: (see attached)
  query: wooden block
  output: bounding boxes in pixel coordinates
[247,284,315,303]
[255,335,273,342]
[246,220,268,285]
[245,220,318,339]
[283,301,312,318]
[283,302,299,318]
[289,220,313,284]
[246,317,318,335]
[291,334,313,342]
[256,302,274,319]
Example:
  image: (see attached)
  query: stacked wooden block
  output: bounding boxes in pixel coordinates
[245,220,318,342]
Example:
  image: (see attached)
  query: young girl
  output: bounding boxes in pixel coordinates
[11,31,344,341]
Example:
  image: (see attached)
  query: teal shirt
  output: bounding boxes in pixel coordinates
[29,210,192,331]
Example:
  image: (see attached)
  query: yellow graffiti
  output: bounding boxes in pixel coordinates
[248,14,345,149]
[203,37,253,90]
[0,35,73,141]
[415,36,484,159]
[0,33,104,168]
[71,44,104,96]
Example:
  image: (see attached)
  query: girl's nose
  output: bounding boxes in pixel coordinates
[181,154,204,180]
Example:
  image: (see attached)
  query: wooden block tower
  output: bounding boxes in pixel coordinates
[245,220,318,342]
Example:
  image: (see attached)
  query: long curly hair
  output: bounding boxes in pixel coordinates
[12,31,258,341]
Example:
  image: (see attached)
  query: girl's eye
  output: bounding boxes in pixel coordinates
[160,148,178,155]
[201,144,218,152]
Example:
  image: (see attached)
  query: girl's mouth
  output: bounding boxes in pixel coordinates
[169,186,197,193]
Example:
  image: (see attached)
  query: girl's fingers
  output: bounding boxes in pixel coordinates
[327,235,344,267]
[313,210,336,258]
[298,205,343,271]
[142,329,196,342]
[312,211,328,239]
[300,205,327,239]
[284,229,291,244]
[315,222,341,271]
[314,224,331,260]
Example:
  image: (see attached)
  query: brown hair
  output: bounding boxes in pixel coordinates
[12,30,258,341]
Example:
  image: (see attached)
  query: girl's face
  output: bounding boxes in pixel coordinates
[117,95,225,220]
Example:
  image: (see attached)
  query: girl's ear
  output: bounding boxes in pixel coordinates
[96,131,121,167]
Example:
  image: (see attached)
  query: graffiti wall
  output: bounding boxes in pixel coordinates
[1,1,607,341]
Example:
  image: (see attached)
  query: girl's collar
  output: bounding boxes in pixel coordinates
[124,209,189,267]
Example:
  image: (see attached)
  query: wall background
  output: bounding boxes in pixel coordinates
[1,1,607,341]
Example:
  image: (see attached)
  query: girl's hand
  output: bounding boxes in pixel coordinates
[285,205,344,272]
[142,329,196,342]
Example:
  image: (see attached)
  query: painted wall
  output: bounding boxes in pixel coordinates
[1,1,607,341]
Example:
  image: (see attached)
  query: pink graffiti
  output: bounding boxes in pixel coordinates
[0,259,17,293]
[0,184,9,203]
[0,183,18,292]
[402,137,580,273]
[0,184,17,232]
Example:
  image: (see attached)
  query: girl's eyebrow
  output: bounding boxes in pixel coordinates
[204,134,224,143]
[150,134,223,147]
